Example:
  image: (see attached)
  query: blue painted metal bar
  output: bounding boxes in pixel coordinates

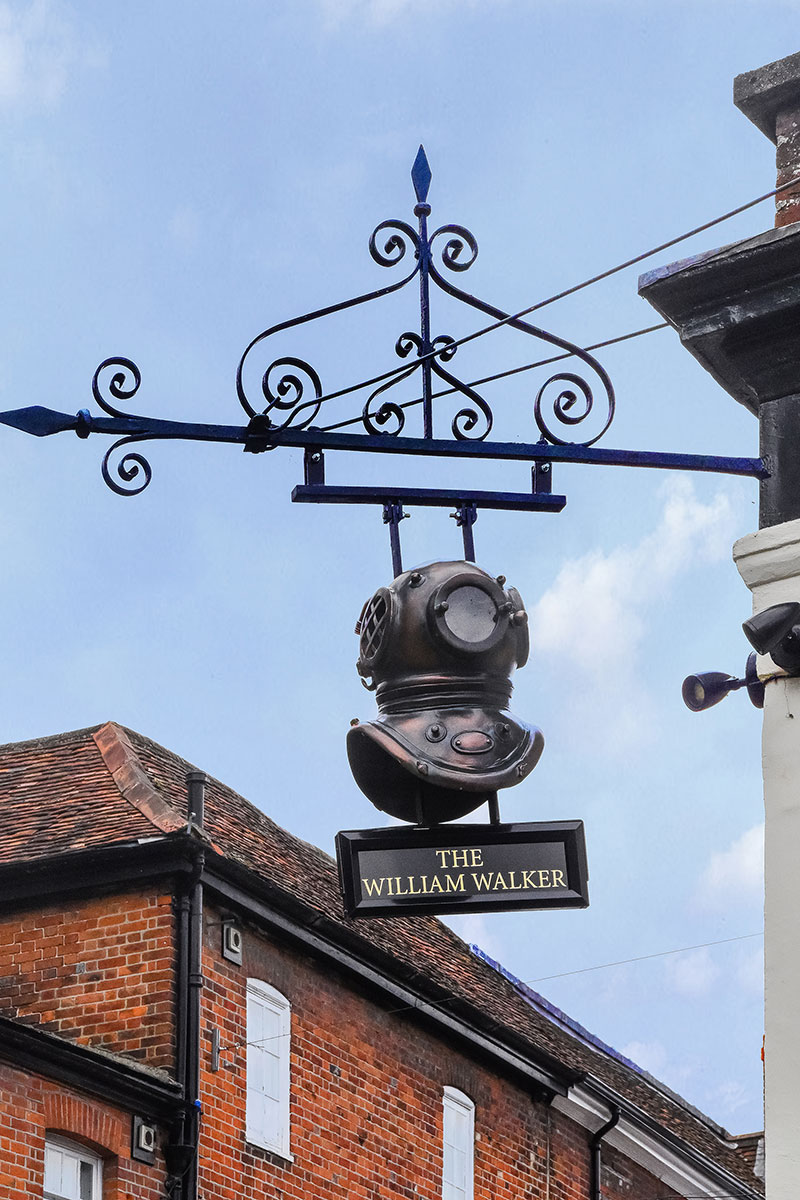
[0,405,766,480]
[0,406,249,443]
[292,484,567,512]
[274,427,767,478]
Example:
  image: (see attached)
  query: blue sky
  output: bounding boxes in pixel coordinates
[0,0,790,1133]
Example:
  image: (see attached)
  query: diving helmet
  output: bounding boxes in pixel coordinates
[347,560,544,825]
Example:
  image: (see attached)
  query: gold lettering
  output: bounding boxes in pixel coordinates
[434,850,450,868]
[537,870,551,887]
[471,872,494,891]
[430,876,444,893]
[522,870,538,889]
[363,878,385,897]
[493,872,509,890]
[469,848,483,867]
[394,876,409,896]
[408,876,422,895]
[445,874,465,893]
[386,878,395,895]
[451,849,469,868]
[507,871,520,889]
[552,869,566,887]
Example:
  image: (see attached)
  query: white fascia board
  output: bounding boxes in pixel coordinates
[552,1085,759,1200]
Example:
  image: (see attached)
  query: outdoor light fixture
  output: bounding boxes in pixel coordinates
[682,602,800,713]
[682,652,764,712]
[742,601,800,672]
[347,559,542,826]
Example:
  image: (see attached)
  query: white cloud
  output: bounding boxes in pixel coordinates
[527,477,736,755]
[697,824,764,911]
[665,947,719,997]
[0,0,94,111]
[706,1079,749,1120]
[620,1038,668,1075]
[444,913,505,963]
[620,1038,695,1090]
[533,477,735,676]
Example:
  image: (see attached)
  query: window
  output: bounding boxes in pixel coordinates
[44,1137,102,1200]
[246,979,292,1158]
[442,1087,474,1200]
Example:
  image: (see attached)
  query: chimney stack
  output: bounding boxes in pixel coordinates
[735,50,800,227]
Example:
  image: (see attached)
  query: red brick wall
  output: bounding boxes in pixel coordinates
[198,901,685,1200]
[0,1063,166,1200]
[0,890,175,1071]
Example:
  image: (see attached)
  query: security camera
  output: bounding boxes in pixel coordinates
[742,602,800,673]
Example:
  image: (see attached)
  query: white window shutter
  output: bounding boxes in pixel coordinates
[246,979,292,1158]
[44,1138,102,1200]
[443,1087,474,1200]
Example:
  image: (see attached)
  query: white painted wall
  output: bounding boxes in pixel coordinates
[734,519,800,1200]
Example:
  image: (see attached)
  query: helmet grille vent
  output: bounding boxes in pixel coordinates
[360,592,389,663]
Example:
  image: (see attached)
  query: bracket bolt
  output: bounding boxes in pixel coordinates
[416,761,429,775]
[434,601,449,615]
[496,575,506,586]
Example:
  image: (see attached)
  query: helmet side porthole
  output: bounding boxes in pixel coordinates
[358,587,393,670]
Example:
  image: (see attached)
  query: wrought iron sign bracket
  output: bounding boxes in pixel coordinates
[0,147,767,571]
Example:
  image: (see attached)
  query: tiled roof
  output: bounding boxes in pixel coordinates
[0,721,762,1193]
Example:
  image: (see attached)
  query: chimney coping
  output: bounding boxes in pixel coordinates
[734,50,800,144]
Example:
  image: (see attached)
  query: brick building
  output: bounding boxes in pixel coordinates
[0,721,762,1200]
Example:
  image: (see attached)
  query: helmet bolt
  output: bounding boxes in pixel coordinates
[496,575,506,586]
[511,610,529,626]
[517,762,528,777]
[434,601,449,615]
[409,571,424,588]
[416,760,429,775]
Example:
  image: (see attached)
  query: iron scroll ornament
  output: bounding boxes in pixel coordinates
[233,154,614,450]
[0,146,766,514]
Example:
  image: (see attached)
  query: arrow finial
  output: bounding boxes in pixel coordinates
[411,145,432,204]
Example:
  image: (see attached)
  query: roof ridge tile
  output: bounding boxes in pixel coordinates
[92,722,187,836]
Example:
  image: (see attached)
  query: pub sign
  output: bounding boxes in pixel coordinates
[336,821,589,918]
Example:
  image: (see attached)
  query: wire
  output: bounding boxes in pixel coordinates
[379,930,764,1023]
[224,932,763,1064]
[523,932,764,986]
[283,171,800,420]
[319,321,668,433]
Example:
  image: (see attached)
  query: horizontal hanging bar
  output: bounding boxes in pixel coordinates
[292,484,567,512]
[0,406,767,481]
[276,428,767,479]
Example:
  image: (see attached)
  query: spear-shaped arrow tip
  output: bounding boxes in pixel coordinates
[0,406,80,437]
[412,145,432,204]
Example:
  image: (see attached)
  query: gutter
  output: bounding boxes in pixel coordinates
[590,1104,620,1200]
[0,1014,183,1119]
[555,1080,763,1200]
[202,858,578,1101]
[166,774,207,1200]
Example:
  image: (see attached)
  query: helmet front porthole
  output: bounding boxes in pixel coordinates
[428,573,508,656]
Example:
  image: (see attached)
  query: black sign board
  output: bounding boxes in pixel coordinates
[336,821,589,918]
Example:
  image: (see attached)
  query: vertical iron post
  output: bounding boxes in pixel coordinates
[383,503,406,577]
[412,147,434,440]
[451,502,478,562]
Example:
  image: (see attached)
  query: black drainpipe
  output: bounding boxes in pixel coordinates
[590,1104,621,1200]
[166,773,207,1200]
